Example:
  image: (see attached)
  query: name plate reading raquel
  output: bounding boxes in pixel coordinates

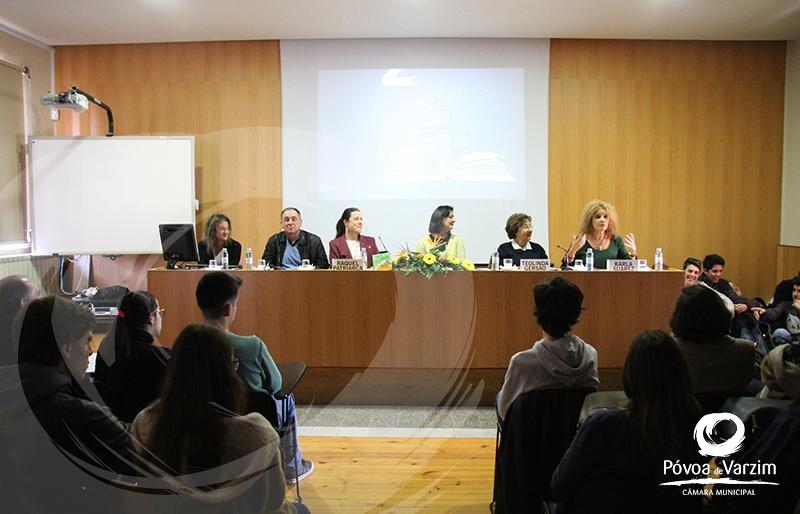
[607,259,636,271]
[332,258,364,271]
[520,259,550,271]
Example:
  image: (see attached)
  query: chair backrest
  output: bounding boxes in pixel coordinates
[494,388,594,514]
[245,389,279,427]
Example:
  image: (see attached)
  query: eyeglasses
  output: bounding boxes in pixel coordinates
[232,357,240,371]
[155,308,166,318]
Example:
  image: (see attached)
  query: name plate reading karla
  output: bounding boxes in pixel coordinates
[520,259,550,271]
[607,259,637,271]
[331,258,364,271]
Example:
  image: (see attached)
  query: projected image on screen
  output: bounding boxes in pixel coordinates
[318,68,525,200]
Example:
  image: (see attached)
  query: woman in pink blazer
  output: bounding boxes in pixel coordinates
[329,207,379,267]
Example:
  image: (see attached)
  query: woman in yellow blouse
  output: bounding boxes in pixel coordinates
[417,205,466,259]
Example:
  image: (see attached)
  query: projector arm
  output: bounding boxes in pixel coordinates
[71,86,115,137]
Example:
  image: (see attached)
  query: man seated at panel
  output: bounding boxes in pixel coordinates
[0,275,40,365]
[195,271,313,484]
[496,276,599,421]
[262,207,329,269]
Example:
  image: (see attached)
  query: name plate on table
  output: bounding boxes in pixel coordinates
[520,259,550,271]
[607,259,637,271]
[332,258,364,271]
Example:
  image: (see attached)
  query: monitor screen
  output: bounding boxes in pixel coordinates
[159,224,199,268]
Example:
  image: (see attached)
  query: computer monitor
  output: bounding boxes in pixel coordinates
[159,224,200,269]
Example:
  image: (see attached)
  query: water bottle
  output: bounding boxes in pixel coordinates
[585,248,594,270]
[361,248,368,270]
[221,248,229,269]
[654,247,664,271]
[491,252,500,270]
[245,247,254,270]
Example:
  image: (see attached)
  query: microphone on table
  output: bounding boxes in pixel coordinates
[557,244,571,270]
[378,236,389,253]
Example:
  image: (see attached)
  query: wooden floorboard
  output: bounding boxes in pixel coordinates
[296,436,495,513]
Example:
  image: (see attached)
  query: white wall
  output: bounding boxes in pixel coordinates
[782,40,800,246]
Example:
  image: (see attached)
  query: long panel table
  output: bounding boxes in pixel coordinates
[147,269,684,370]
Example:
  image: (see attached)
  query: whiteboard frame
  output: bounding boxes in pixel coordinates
[29,136,196,255]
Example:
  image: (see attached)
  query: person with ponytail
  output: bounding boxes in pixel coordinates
[131,324,306,513]
[95,291,170,422]
[328,207,379,267]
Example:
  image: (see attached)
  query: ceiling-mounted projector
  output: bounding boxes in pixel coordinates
[40,85,115,137]
[41,91,89,112]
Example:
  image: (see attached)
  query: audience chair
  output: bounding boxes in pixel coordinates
[245,362,307,501]
[490,388,594,514]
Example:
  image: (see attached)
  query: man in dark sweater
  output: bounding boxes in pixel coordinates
[700,254,762,339]
[261,207,329,269]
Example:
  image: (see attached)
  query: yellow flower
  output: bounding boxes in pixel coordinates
[462,259,475,271]
[448,256,461,266]
[422,253,436,265]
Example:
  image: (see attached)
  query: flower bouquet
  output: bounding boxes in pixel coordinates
[392,236,475,279]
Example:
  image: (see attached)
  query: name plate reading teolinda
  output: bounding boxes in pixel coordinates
[607,259,637,271]
[332,258,364,271]
[520,259,550,271]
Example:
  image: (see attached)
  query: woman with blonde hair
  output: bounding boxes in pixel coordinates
[564,199,636,270]
[198,213,242,266]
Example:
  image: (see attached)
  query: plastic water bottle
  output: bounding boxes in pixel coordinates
[654,247,664,271]
[585,248,594,270]
[361,248,368,270]
[245,247,254,270]
[491,252,500,270]
[221,248,229,269]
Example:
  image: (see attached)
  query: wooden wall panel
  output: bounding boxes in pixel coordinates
[54,41,282,287]
[776,245,800,285]
[549,40,786,298]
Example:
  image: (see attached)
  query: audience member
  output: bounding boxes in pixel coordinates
[0,275,39,365]
[769,270,800,307]
[752,276,800,346]
[131,323,306,514]
[198,213,242,266]
[496,276,598,421]
[95,291,171,422]
[682,257,702,286]
[13,297,133,471]
[670,285,755,394]
[551,330,703,514]
[418,205,466,259]
[262,207,329,269]
[757,341,800,400]
[700,254,762,337]
[496,213,548,266]
[196,271,312,483]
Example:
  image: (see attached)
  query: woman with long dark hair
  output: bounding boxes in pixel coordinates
[95,291,170,422]
[551,330,703,513]
[131,324,303,513]
[417,205,465,259]
[198,213,243,266]
[328,207,379,267]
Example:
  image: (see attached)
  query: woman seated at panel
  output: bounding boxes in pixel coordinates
[552,330,703,514]
[328,207,379,267]
[564,199,637,269]
[417,205,466,259]
[669,284,755,395]
[132,324,306,514]
[496,213,548,266]
[496,276,598,421]
[198,213,242,266]
[95,291,170,423]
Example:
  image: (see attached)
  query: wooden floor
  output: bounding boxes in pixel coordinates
[296,436,495,513]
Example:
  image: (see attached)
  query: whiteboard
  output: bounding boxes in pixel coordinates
[30,136,196,255]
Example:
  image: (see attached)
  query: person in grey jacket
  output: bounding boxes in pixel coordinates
[497,276,599,421]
